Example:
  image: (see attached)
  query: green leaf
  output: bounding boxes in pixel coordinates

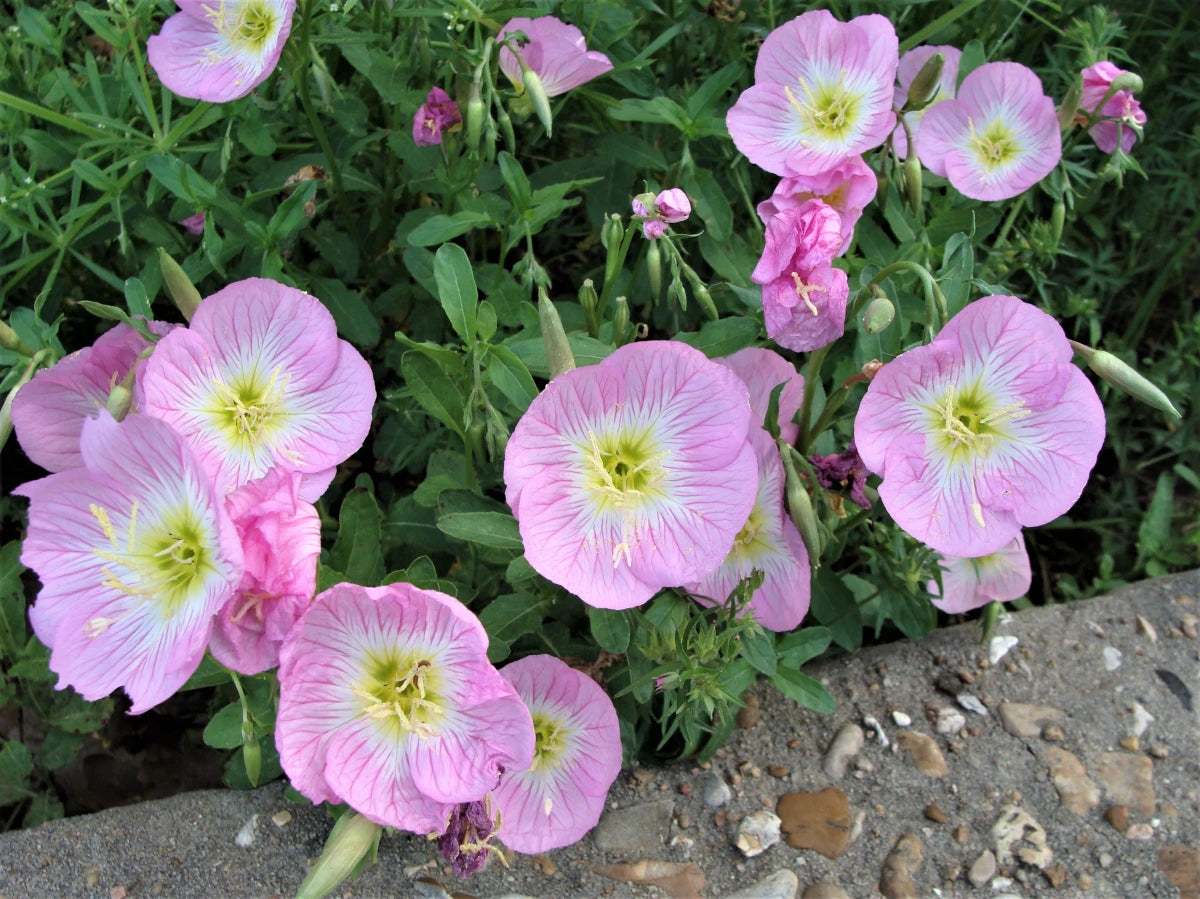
[203,703,244,750]
[146,155,220,206]
[312,277,380,347]
[264,181,316,245]
[401,352,466,437]
[36,729,84,770]
[330,482,384,586]
[0,740,34,804]
[682,167,732,240]
[740,627,776,676]
[588,607,631,654]
[685,62,745,118]
[486,344,538,412]
[879,587,937,641]
[608,96,690,130]
[673,317,760,358]
[123,277,153,319]
[22,791,64,828]
[436,512,523,551]
[1136,472,1175,571]
[771,668,835,714]
[179,654,231,691]
[498,152,532,211]
[811,568,862,651]
[224,738,282,790]
[46,692,112,734]
[505,555,539,583]
[479,593,552,644]
[407,211,493,246]
[956,39,986,88]
[776,626,832,667]
[433,243,478,347]
[0,542,27,659]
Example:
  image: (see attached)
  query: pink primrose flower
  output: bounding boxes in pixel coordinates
[727,11,898,176]
[654,189,692,223]
[497,16,612,97]
[504,341,757,610]
[642,219,667,239]
[207,468,319,674]
[915,62,1061,201]
[413,86,462,147]
[685,430,811,632]
[147,0,295,103]
[12,321,174,473]
[891,45,962,158]
[16,412,243,713]
[140,277,375,502]
[1079,61,1146,154]
[275,582,535,833]
[854,295,1105,557]
[491,655,622,853]
[927,534,1031,614]
[178,212,206,235]
[756,157,877,256]
[718,346,805,445]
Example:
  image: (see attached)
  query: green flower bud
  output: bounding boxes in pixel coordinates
[1058,77,1083,131]
[579,278,600,337]
[669,277,687,312]
[104,385,132,422]
[906,52,944,107]
[602,214,624,252]
[466,81,484,153]
[780,444,821,566]
[1111,72,1143,95]
[693,282,718,321]
[296,813,382,899]
[241,725,261,787]
[538,287,576,378]
[0,319,30,355]
[612,296,630,347]
[1070,341,1181,419]
[521,67,553,137]
[646,240,662,299]
[157,248,202,322]
[1050,200,1065,250]
[904,151,923,218]
[862,296,895,334]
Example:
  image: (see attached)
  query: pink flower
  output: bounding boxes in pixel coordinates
[11,321,173,473]
[275,582,535,833]
[891,45,962,158]
[178,212,206,235]
[413,87,462,147]
[491,655,621,853]
[140,277,375,501]
[1079,61,1146,154]
[915,62,1061,201]
[497,16,612,97]
[504,341,757,610]
[717,347,804,445]
[147,0,295,103]
[727,11,898,176]
[854,295,1105,557]
[685,431,811,632]
[642,219,667,239]
[15,412,243,713]
[654,188,691,223]
[927,534,1031,614]
[207,469,319,674]
[756,157,877,256]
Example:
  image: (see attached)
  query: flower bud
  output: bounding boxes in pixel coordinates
[521,67,553,137]
[296,813,382,899]
[579,278,598,315]
[862,296,895,334]
[632,192,657,218]
[104,385,133,421]
[0,319,29,355]
[612,296,630,346]
[1058,77,1083,131]
[242,725,261,787]
[157,248,202,322]
[646,240,662,298]
[693,282,718,321]
[1111,72,1143,95]
[497,106,515,153]
[904,151,923,217]
[780,444,821,566]
[602,214,624,252]
[906,52,944,106]
[1050,200,1065,250]
[538,287,575,378]
[669,277,687,311]
[654,188,692,223]
[466,81,484,153]
[1069,341,1181,419]
[862,359,884,381]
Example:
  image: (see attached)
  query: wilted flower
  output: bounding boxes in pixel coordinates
[178,212,206,235]
[16,412,243,713]
[490,655,621,853]
[891,45,962,158]
[810,440,870,509]
[504,341,757,609]
[275,582,535,833]
[438,799,499,876]
[147,0,295,103]
[727,10,898,176]
[413,86,462,147]
[1079,61,1146,154]
[915,62,1061,201]
[717,347,805,445]
[756,157,877,255]
[927,534,1032,614]
[497,16,612,97]
[854,295,1105,557]
[140,278,375,501]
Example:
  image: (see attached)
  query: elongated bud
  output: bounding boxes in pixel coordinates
[669,277,687,312]
[157,248,202,322]
[632,192,658,217]
[466,82,484,153]
[904,151,923,217]
[0,319,30,355]
[579,278,600,337]
[612,296,630,347]
[521,67,553,137]
[1111,72,1143,95]
[1050,200,1065,250]
[862,296,895,334]
[780,445,821,566]
[104,385,133,421]
[646,240,662,299]
[497,106,516,153]
[1058,77,1083,131]
[1069,340,1181,419]
[538,287,575,377]
[693,282,718,321]
[242,725,261,787]
[602,214,624,252]
[296,813,382,899]
[906,52,944,106]
[875,170,889,206]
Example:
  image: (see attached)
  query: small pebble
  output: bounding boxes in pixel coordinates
[270,810,292,828]
[736,695,761,729]
[734,810,782,858]
[787,738,802,749]
[863,716,889,748]
[1148,742,1169,759]
[703,772,733,807]
[1125,823,1155,840]
[678,782,693,796]
[1181,613,1199,639]
[924,802,948,824]
[1135,614,1158,643]
[676,814,691,830]
[1119,736,1140,752]
[1103,646,1123,670]
[1099,852,1115,868]
[968,850,997,887]
[631,768,654,786]
[768,764,790,778]
[957,694,988,716]
[936,707,966,735]
[1078,873,1094,890]
[1043,865,1068,889]
[952,824,969,844]
[988,635,1019,664]
[1041,724,1065,742]
[1130,702,1154,738]
[892,710,912,727]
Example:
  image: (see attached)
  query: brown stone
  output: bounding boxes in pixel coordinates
[1105,804,1130,832]
[1119,735,1139,752]
[997,703,1065,738]
[1043,865,1068,888]
[1044,747,1100,815]
[879,833,924,899]
[923,802,948,824]
[952,824,969,844]
[776,788,852,859]
[767,764,790,778]
[1159,845,1200,899]
[736,694,760,729]
[532,853,556,875]
[1097,752,1156,816]
[897,731,947,777]
[594,861,707,899]
[803,886,850,899]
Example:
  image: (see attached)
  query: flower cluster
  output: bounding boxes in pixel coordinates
[413,87,462,148]
[1079,62,1147,155]
[632,188,692,238]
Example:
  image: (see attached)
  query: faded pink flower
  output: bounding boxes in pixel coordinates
[276,582,534,833]
[16,412,243,713]
[504,341,757,610]
[810,441,871,509]
[756,157,877,255]
[927,534,1031,614]
[854,295,1105,557]
[207,468,319,675]
[718,347,804,445]
[916,62,1061,201]
[1079,61,1146,154]
[147,0,295,103]
[891,45,962,158]
[178,212,206,235]
[491,655,621,853]
[654,189,691,223]
[727,11,898,176]
[642,218,667,239]
[413,86,462,147]
[497,16,612,97]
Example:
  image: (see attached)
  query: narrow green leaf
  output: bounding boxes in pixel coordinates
[479,593,552,644]
[330,483,384,586]
[740,627,777,676]
[407,211,493,246]
[486,344,538,412]
[436,511,523,550]
[0,542,27,659]
[771,668,835,714]
[433,243,478,347]
[673,317,760,358]
[401,352,466,437]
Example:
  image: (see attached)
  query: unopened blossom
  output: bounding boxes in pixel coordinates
[891,45,962,158]
[810,441,870,509]
[916,62,1061,201]
[207,469,319,675]
[497,16,612,97]
[854,295,1105,557]
[756,157,877,255]
[276,582,535,833]
[16,412,243,713]
[140,277,374,501]
[1079,61,1146,154]
[928,534,1031,614]
[12,321,173,473]
[491,655,621,853]
[413,87,462,147]
[727,10,898,176]
[504,341,757,610]
[633,188,692,239]
[178,212,206,235]
[718,346,804,445]
[147,0,295,103]
[686,431,811,632]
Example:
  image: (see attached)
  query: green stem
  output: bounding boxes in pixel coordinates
[0,90,108,139]
[794,344,831,454]
[295,0,352,232]
[862,260,946,337]
[157,101,213,151]
[599,221,638,316]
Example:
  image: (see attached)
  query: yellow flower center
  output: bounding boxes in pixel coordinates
[354,652,444,739]
[207,0,280,52]
[581,427,670,567]
[529,712,568,771]
[785,76,862,141]
[967,118,1021,170]
[208,364,289,449]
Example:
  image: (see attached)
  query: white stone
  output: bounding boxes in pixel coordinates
[1130,702,1154,737]
[892,710,912,727]
[958,693,989,716]
[936,707,967,735]
[863,715,889,748]
[735,810,782,858]
[1103,646,1123,670]
[988,635,1019,664]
